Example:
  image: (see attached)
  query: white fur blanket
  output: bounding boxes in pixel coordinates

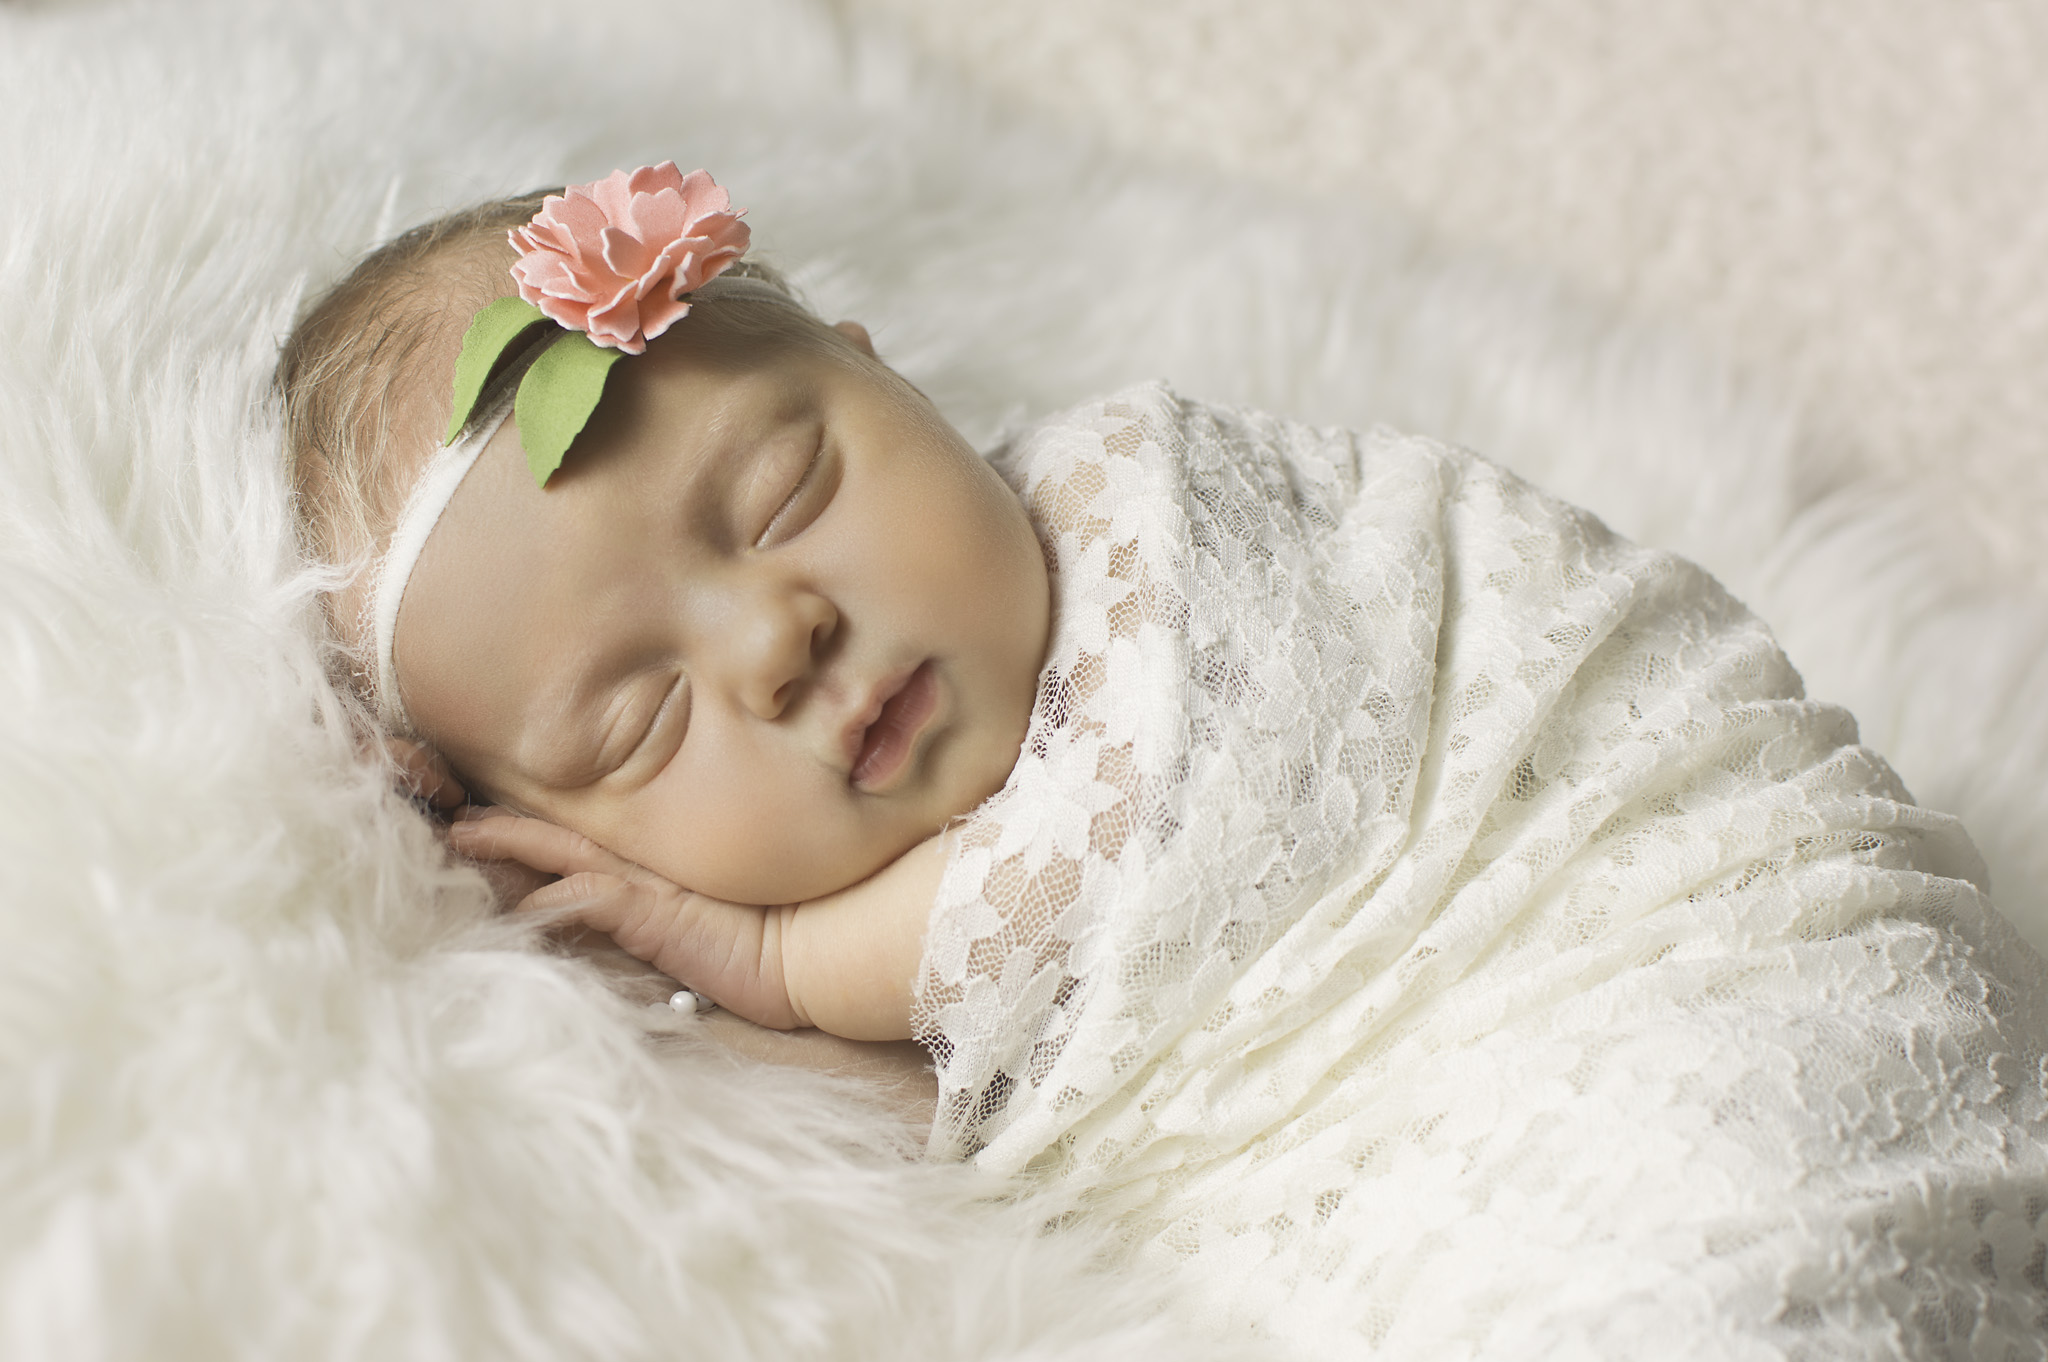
[920,384,2048,1353]
[3,0,2045,1357]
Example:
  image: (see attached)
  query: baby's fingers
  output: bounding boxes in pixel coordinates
[518,870,632,921]
[448,813,638,882]
[511,872,670,974]
[518,873,704,990]
[512,872,793,1027]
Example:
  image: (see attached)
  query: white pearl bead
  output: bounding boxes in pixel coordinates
[667,990,699,1015]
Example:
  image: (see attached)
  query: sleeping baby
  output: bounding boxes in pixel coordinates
[280,165,2048,1355]
[282,166,1044,1046]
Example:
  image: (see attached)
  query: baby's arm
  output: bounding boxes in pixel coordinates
[446,813,943,1042]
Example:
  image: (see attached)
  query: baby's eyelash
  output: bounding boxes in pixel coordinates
[755,438,828,548]
[622,674,688,773]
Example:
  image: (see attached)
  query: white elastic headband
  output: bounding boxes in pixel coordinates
[369,387,517,733]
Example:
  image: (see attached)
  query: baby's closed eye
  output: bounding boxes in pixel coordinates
[749,426,837,549]
[604,671,689,783]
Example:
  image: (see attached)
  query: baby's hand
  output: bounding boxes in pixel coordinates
[447,810,811,1031]
[378,740,551,906]
[448,812,946,1042]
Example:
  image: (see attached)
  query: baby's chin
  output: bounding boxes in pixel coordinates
[712,744,1030,906]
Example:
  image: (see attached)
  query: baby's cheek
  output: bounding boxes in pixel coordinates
[618,760,868,906]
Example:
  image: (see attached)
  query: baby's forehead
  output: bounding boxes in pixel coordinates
[375,282,853,661]
[412,334,818,609]
[577,317,860,454]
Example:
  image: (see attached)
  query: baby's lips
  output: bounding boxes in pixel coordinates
[849,661,941,791]
[837,664,917,771]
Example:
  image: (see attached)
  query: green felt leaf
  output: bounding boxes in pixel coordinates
[514,331,625,486]
[444,296,548,443]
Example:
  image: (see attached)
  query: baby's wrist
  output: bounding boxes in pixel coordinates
[769,834,946,1042]
[766,903,815,1031]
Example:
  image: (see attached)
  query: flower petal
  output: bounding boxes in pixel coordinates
[585,289,647,351]
[627,186,687,245]
[625,161,686,199]
[636,293,692,344]
[671,232,747,294]
[645,236,693,286]
[512,253,602,304]
[597,225,654,285]
[702,213,750,251]
[504,166,748,354]
[580,170,638,226]
[509,223,568,267]
[544,191,605,237]
[532,292,593,335]
[674,168,731,218]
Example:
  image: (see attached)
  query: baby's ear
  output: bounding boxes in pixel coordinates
[385,735,468,812]
[831,320,876,358]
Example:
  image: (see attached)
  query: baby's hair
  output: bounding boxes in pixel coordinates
[275,186,814,701]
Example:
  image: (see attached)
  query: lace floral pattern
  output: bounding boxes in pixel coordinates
[913,383,2048,1355]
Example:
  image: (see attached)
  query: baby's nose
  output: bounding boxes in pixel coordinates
[730,584,838,721]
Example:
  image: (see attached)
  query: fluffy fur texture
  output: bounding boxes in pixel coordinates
[1,0,2042,1357]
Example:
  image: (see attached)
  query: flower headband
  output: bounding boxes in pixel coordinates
[368,164,750,731]
[453,161,751,484]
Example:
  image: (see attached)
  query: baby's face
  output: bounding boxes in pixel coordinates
[395,318,1049,904]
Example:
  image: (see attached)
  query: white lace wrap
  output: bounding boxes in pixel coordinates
[913,383,2048,1356]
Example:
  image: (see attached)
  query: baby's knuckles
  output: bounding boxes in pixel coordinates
[614,877,805,1030]
[456,807,808,1029]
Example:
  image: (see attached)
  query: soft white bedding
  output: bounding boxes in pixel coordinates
[3,0,2044,1358]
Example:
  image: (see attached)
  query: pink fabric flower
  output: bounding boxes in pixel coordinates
[507,163,751,354]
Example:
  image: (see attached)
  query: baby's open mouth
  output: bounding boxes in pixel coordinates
[850,660,939,791]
